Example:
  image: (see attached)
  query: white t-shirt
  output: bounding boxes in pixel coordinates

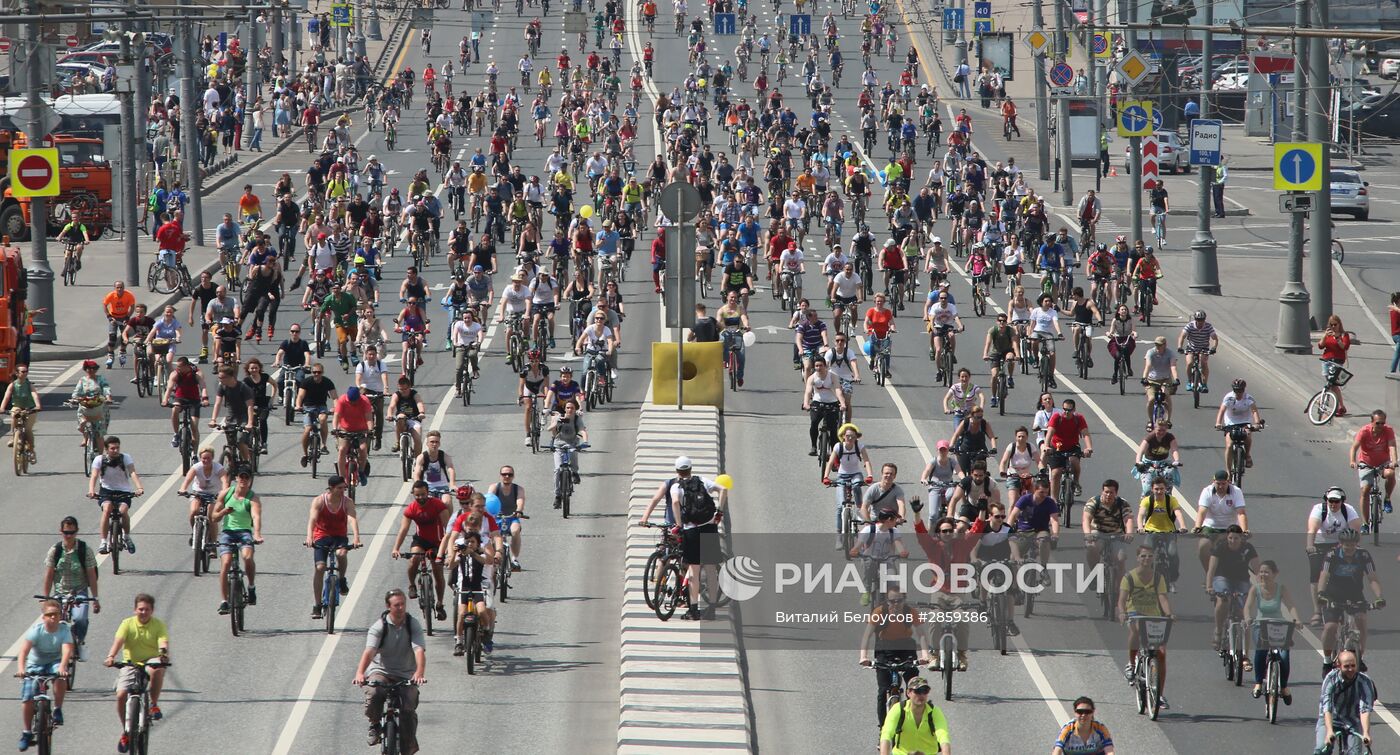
[831,271,861,299]
[1029,306,1058,335]
[1310,503,1361,545]
[501,285,530,314]
[822,345,860,382]
[780,248,804,273]
[1196,483,1246,528]
[189,461,226,495]
[92,453,136,492]
[451,320,483,348]
[927,301,958,327]
[310,242,335,271]
[809,371,839,403]
[823,252,849,276]
[356,359,390,393]
[1219,392,1256,426]
[832,441,867,476]
[783,198,807,219]
[529,278,558,305]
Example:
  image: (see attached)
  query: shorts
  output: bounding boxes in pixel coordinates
[532,302,556,315]
[98,488,134,506]
[681,522,722,565]
[312,535,350,564]
[459,588,491,609]
[1045,446,1081,470]
[400,329,426,343]
[1358,464,1386,487]
[302,405,328,428]
[20,663,62,701]
[398,416,422,433]
[335,325,353,344]
[1308,548,1331,583]
[1322,599,1368,624]
[218,529,257,556]
[886,269,906,284]
[1030,333,1056,354]
[1211,576,1250,597]
[835,295,858,307]
[117,664,160,693]
[1003,263,1021,276]
[410,534,440,553]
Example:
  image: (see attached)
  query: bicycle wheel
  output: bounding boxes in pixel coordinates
[1134,660,1148,714]
[1232,624,1245,687]
[383,712,400,755]
[465,623,478,674]
[1307,390,1338,425]
[656,561,684,621]
[1118,358,1128,396]
[995,376,1007,416]
[401,441,412,482]
[940,633,955,701]
[1332,240,1344,264]
[234,577,247,635]
[875,351,887,387]
[192,520,205,576]
[839,504,854,557]
[1265,657,1280,723]
[1372,496,1383,546]
[973,290,986,317]
[324,577,337,634]
[13,432,26,476]
[1147,655,1162,720]
[419,582,435,636]
[643,550,665,611]
[1077,341,1089,380]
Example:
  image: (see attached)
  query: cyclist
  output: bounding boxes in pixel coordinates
[1194,469,1249,569]
[518,349,550,443]
[306,475,362,620]
[821,332,862,417]
[448,525,496,655]
[1083,479,1135,574]
[1148,179,1169,247]
[1132,420,1181,495]
[102,281,137,368]
[486,465,528,571]
[859,584,931,722]
[1177,310,1218,393]
[1246,559,1301,703]
[547,399,588,499]
[16,598,74,751]
[388,375,427,457]
[1044,397,1092,500]
[353,589,425,752]
[295,364,337,468]
[209,366,256,466]
[863,292,896,370]
[716,291,751,387]
[1306,488,1364,627]
[982,313,1018,406]
[544,366,583,416]
[318,283,359,369]
[41,515,99,651]
[1316,650,1375,755]
[924,288,962,383]
[449,308,484,391]
[1076,189,1100,243]
[1117,544,1174,711]
[104,594,170,747]
[58,216,91,270]
[1215,378,1263,472]
[211,468,263,615]
[1203,523,1258,653]
[877,671,949,755]
[391,480,450,622]
[161,357,208,450]
[1137,476,1187,588]
[1027,293,1061,384]
[823,423,873,533]
[88,436,143,556]
[1141,336,1179,426]
[1129,247,1162,318]
[1349,409,1397,531]
[795,307,831,379]
[1053,698,1113,755]
[803,355,845,458]
[1317,528,1384,674]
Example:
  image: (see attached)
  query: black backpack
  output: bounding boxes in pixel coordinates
[48,540,95,585]
[679,477,717,525]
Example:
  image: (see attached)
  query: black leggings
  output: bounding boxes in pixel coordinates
[809,402,840,448]
[243,292,281,331]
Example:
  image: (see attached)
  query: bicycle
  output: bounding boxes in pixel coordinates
[1088,534,1129,620]
[405,549,438,636]
[178,491,217,576]
[314,542,361,634]
[581,347,610,410]
[917,601,965,701]
[132,342,156,398]
[65,399,105,474]
[98,492,135,576]
[146,257,193,296]
[300,409,329,479]
[365,389,386,450]
[1111,336,1133,396]
[827,476,866,558]
[1032,335,1062,396]
[1307,361,1353,426]
[453,346,477,406]
[1151,210,1167,250]
[18,671,62,753]
[551,441,588,518]
[212,421,257,477]
[1128,615,1171,720]
[60,241,79,286]
[113,659,171,755]
[1255,618,1294,724]
[394,415,421,482]
[1356,462,1392,545]
[224,535,252,636]
[640,522,683,612]
[811,402,839,473]
[361,678,420,755]
[869,334,893,387]
[1214,588,1247,686]
[1137,278,1155,326]
[1184,348,1216,409]
[866,655,921,725]
[495,513,527,603]
[1143,379,1178,429]
[1220,423,1264,489]
[984,356,1008,416]
[722,327,745,391]
[11,407,36,475]
[33,593,92,690]
[932,326,958,387]
[1071,322,1092,380]
[1319,722,1373,755]
[457,585,487,674]
[976,559,1017,655]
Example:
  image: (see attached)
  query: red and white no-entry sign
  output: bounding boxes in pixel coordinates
[9,148,59,198]
[0,38,12,54]
[65,34,80,48]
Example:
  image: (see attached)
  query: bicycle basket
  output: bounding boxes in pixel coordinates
[1137,617,1172,647]
[1324,361,1353,387]
[1258,620,1294,650]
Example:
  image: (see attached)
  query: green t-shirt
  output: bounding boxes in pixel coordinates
[220,489,255,532]
[9,377,37,410]
[115,616,168,664]
[320,292,359,328]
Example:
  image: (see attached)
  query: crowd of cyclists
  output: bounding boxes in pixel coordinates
[3,0,1389,753]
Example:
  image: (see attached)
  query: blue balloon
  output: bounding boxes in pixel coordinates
[862,339,873,357]
[484,493,502,518]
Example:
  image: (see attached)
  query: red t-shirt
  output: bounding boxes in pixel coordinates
[156,221,186,252]
[767,234,791,260]
[333,395,373,432]
[1320,332,1351,363]
[450,510,500,534]
[404,496,448,544]
[1047,411,1088,452]
[1391,308,1400,337]
[865,307,894,338]
[1356,424,1396,467]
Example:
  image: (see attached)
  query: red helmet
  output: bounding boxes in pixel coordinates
[456,484,476,501]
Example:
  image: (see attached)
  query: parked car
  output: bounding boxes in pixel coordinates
[1329,170,1370,221]
[54,63,109,95]
[59,50,120,68]
[1123,131,1190,174]
[1381,59,1400,79]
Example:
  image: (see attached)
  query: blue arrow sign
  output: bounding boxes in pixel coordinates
[942,8,965,31]
[1121,105,1149,133]
[1279,148,1317,186]
[714,12,736,35]
[1151,107,1163,132]
[790,13,811,36]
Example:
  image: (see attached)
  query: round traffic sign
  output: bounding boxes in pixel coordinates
[65,34,79,48]
[1151,107,1163,132]
[0,38,12,55]
[1121,105,1149,133]
[15,154,54,192]
[1049,62,1074,88]
[658,181,702,224]
[1278,148,1317,186]
[1091,34,1107,55]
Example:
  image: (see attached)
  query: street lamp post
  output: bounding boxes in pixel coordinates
[1189,0,1220,294]
[1275,0,1311,352]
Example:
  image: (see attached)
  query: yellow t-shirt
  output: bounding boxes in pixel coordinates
[1138,494,1181,533]
[115,616,168,664]
[880,701,951,755]
[467,172,489,194]
[1119,569,1167,617]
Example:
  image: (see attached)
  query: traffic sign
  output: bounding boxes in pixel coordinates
[659,181,703,223]
[1116,49,1150,86]
[331,2,352,27]
[1117,101,1153,137]
[1189,118,1222,165]
[973,2,992,35]
[1151,107,1163,132]
[1049,62,1074,87]
[8,147,59,198]
[942,7,965,31]
[714,12,736,35]
[9,102,61,139]
[1273,142,1322,191]
[1142,135,1159,190]
[789,14,811,37]
[1024,28,1049,55]
[0,38,11,55]
[974,1,991,19]
[1091,32,1111,59]
[65,35,79,49]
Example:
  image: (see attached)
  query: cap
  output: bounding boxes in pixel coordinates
[318,232,329,240]
[908,677,931,692]
[876,509,899,521]
[472,264,484,272]
[1325,486,1347,502]
[931,236,942,244]
[1214,470,1230,481]
[1153,336,1167,346]
[345,386,361,401]
[511,272,525,281]
[674,455,693,471]
[82,359,98,369]
[936,439,950,450]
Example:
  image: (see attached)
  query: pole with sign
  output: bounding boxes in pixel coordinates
[1188,0,1221,296]
[660,182,701,408]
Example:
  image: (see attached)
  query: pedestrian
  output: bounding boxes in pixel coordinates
[249,96,266,151]
[1212,162,1228,218]
[1099,127,1111,175]
[668,456,728,620]
[1317,315,1355,417]
[1387,292,1400,373]
[977,73,992,108]
[953,61,971,100]
[1315,650,1375,754]
[1052,697,1113,755]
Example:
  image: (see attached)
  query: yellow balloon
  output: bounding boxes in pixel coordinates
[698,78,707,87]
[579,204,594,219]
[737,129,746,138]
[714,473,734,490]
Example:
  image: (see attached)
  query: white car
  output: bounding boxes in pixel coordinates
[1380,59,1400,79]
[1329,170,1371,221]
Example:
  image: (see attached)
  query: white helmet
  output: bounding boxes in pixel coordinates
[674,456,693,471]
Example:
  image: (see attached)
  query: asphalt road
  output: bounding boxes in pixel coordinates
[0,7,657,753]
[681,3,1400,755]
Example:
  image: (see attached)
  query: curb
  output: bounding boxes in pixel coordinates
[28,6,414,364]
[618,403,754,753]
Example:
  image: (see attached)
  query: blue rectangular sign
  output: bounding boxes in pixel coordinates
[714,12,736,35]
[974,1,991,18]
[789,14,811,36]
[942,8,964,31]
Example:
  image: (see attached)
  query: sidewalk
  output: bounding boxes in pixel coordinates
[25,4,414,363]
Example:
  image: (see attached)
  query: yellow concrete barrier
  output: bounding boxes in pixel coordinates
[651,341,724,408]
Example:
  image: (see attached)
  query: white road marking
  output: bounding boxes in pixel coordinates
[1333,258,1391,341]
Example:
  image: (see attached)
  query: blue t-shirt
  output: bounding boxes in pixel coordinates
[24,621,73,669]
[737,221,761,247]
[1013,493,1061,532]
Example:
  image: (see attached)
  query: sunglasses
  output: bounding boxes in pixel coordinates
[312,371,324,375]
[501,472,514,477]
[990,515,1005,520]
[43,612,61,618]
[1075,709,1094,715]
[912,687,931,695]
[61,530,78,536]
[937,528,956,534]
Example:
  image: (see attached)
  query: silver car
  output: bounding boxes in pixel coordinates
[1329,170,1371,221]
[1124,131,1190,174]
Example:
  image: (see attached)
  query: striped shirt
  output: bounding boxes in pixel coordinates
[1318,669,1376,730]
[1181,321,1215,352]
[331,232,354,258]
[1054,720,1113,755]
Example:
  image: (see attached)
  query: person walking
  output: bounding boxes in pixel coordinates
[1212,163,1228,218]
[1386,292,1400,373]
